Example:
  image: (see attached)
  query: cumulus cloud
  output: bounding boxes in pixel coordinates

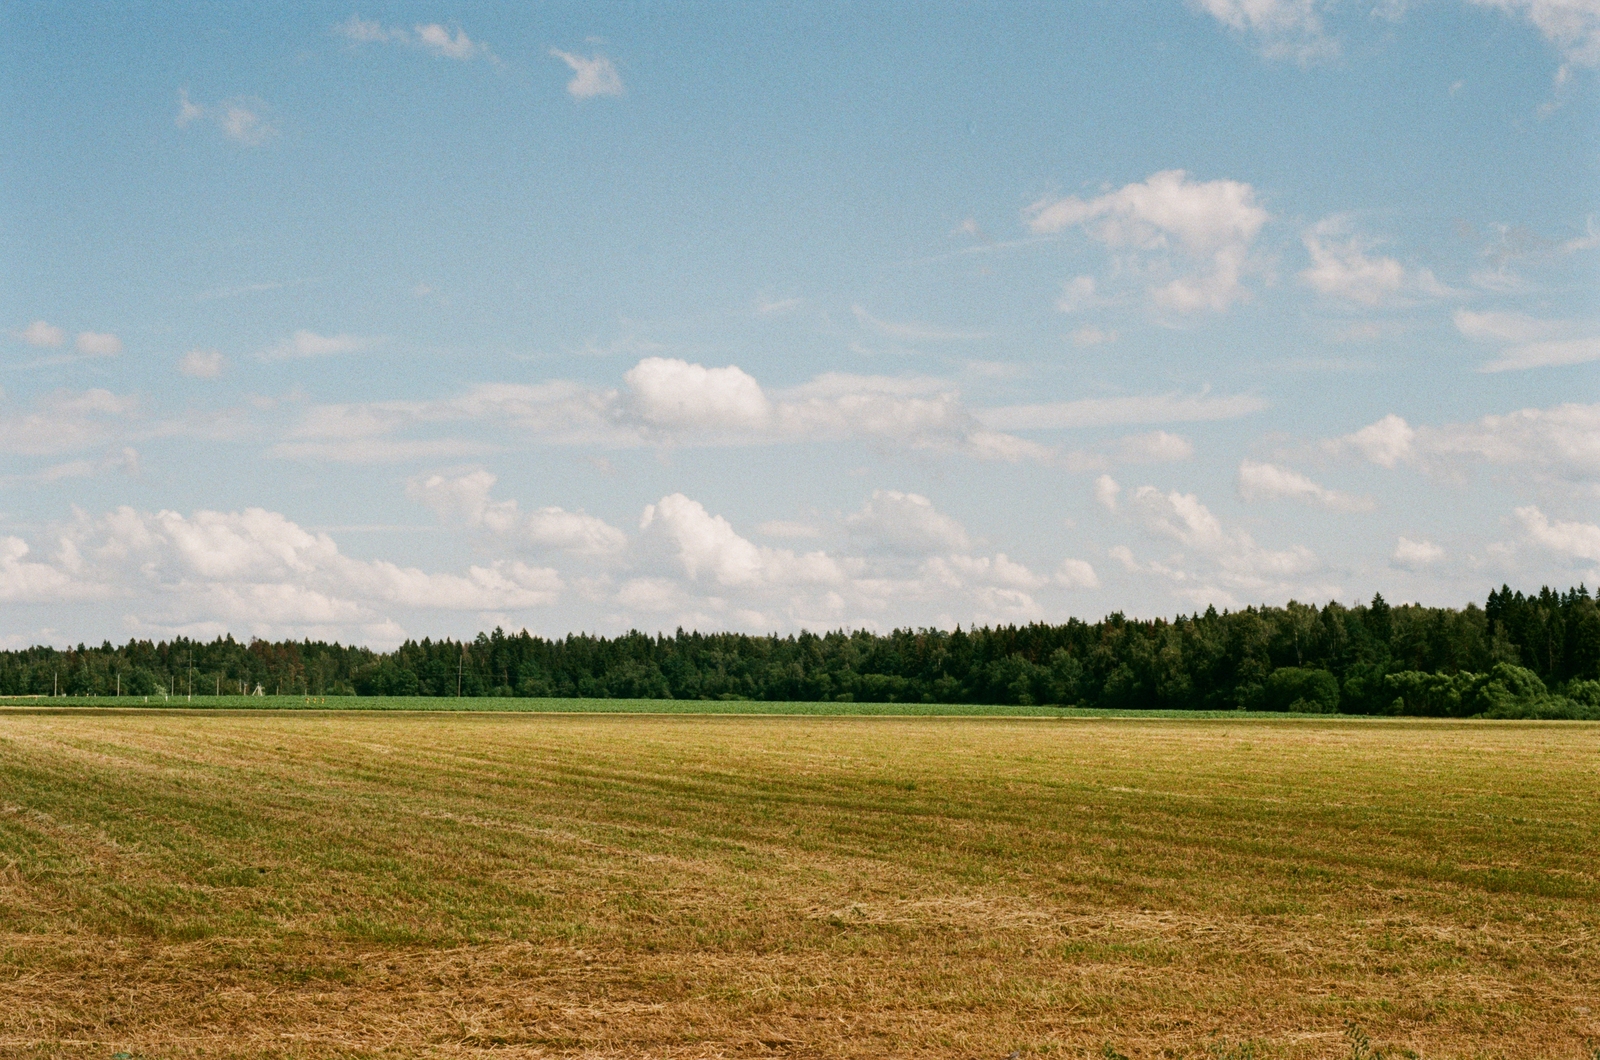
[1026,170,1271,312]
[1237,459,1374,511]
[179,349,225,378]
[1191,0,1339,63]
[0,536,103,603]
[606,492,1075,630]
[846,490,971,554]
[16,320,65,347]
[3,505,564,643]
[641,494,843,588]
[551,49,624,98]
[1516,505,1600,561]
[1116,484,1321,603]
[1333,403,1600,482]
[1454,308,1600,372]
[1392,536,1445,569]
[1300,217,1453,305]
[408,469,626,557]
[625,357,772,432]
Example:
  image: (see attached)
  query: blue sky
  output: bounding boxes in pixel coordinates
[2,0,1597,647]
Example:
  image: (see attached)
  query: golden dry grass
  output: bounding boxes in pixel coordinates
[0,712,1596,1058]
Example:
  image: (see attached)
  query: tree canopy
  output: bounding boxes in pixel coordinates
[6,585,1597,718]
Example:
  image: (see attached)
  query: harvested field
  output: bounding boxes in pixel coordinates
[0,712,1596,1058]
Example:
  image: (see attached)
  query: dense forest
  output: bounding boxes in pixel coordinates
[4,585,1598,718]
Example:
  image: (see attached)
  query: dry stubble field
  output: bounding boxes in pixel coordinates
[0,711,1596,1059]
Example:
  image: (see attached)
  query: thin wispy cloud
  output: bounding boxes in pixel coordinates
[852,306,988,342]
[175,90,277,145]
[335,17,492,61]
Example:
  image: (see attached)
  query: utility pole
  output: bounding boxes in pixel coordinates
[458,643,464,698]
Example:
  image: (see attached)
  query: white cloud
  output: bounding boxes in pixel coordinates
[0,389,139,458]
[1300,217,1453,305]
[550,49,624,98]
[756,520,822,539]
[755,295,803,315]
[852,305,988,341]
[1118,431,1194,463]
[1480,338,1600,372]
[1335,403,1600,481]
[1564,216,1599,253]
[33,447,139,484]
[1070,325,1117,346]
[624,357,772,432]
[1337,413,1415,469]
[279,360,1053,465]
[1053,558,1100,590]
[523,508,630,557]
[263,330,376,360]
[75,331,122,356]
[1125,485,1319,592]
[0,536,103,603]
[408,469,626,557]
[1026,170,1271,312]
[335,15,402,43]
[1095,474,1121,511]
[176,91,277,145]
[1466,0,1600,71]
[1056,276,1100,313]
[175,88,205,126]
[846,490,971,554]
[179,349,225,378]
[0,505,565,643]
[1191,0,1339,63]
[219,102,271,145]
[415,24,483,60]
[1392,536,1445,569]
[16,320,65,347]
[640,494,842,588]
[1516,505,1600,561]
[336,17,489,60]
[923,552,1045,591]
[1237,459,1374,511]
[981,390,1267,430]
[1454,309,1600,372]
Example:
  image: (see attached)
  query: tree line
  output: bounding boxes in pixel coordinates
[4,584,1597,718]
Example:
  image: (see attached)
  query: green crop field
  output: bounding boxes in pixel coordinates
[1,711,1596,1058]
